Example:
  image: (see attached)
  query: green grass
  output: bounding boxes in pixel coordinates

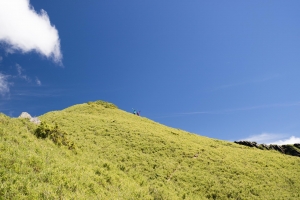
[1,100,300,199]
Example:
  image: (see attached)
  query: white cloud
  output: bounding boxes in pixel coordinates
[35,77,41,86]
[0,73,10,96]
[0,64,42,96]
[271,136,300,145]
[240,133,300,145]
[241,133,285,143]
[0,0,62,64]
[16,63,31,82]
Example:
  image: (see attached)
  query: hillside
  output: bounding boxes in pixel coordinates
[1,100,300,199]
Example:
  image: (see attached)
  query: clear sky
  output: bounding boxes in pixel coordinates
[1,0,300,144]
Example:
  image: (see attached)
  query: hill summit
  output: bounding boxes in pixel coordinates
[1,100,300,199]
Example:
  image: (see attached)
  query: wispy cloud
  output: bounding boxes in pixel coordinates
[155,102,300,118]
[0,63,42,96]
[35,77,41,86]
[12,87,66,98]
[240,133,286,143]
[0,0,62,64]
[240,133,300,145]
[16,64,31,82]
[0,73,10,96]
[214,75,280,90]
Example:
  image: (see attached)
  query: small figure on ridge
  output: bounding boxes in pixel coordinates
[132,108,137,115]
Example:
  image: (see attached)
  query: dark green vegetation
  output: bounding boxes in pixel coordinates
[35,122,75,150]
[234,141,300,157]
[1,100,300,199]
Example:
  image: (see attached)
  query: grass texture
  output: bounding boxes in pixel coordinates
[1,100,300,199]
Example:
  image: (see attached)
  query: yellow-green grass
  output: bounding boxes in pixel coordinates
[1,100,300,199]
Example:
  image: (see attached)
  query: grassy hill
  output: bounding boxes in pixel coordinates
[1,100,300,199]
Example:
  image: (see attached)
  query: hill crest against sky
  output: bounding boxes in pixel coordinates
[1,100,300,199]
[1,1,300,145]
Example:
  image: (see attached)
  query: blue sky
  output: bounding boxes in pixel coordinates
[1,0,300,144]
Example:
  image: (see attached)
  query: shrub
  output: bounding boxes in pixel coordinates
[34,122,75,149]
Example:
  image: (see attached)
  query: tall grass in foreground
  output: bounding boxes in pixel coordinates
[1,101,300,199]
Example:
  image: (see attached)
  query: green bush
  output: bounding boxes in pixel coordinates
[35,122,75,149]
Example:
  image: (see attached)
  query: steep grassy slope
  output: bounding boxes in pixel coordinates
[1,100,300,199]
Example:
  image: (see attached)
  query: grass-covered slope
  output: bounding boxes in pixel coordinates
[1,100,300,199]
